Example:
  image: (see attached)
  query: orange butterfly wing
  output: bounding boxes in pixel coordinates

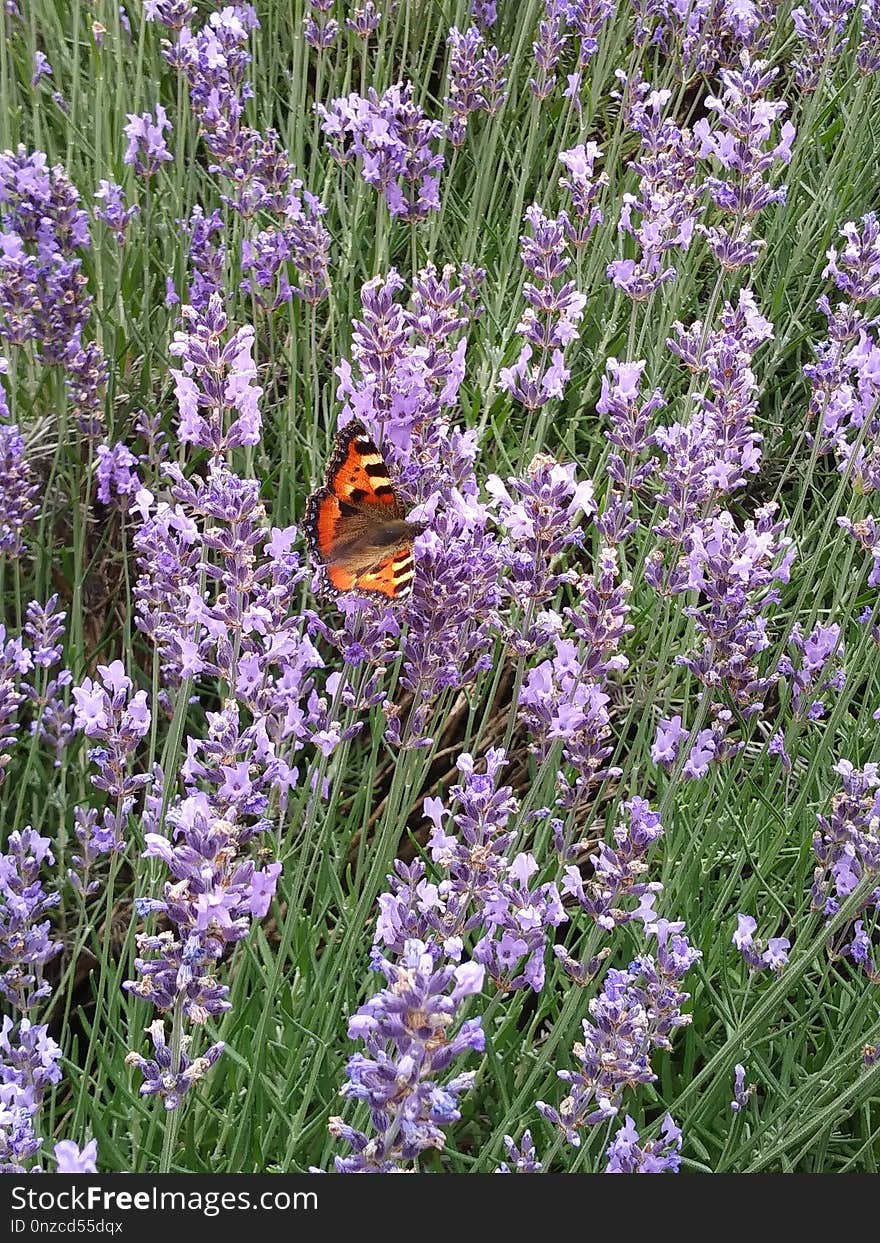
[304,421,416,602]
[323,422,402,514]
[354,549,416,601]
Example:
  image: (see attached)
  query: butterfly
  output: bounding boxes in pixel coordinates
[303,420,424,601]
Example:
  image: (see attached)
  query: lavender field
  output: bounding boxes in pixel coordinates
[1,0,880,1176]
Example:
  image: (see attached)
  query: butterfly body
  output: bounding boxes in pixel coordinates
[304,421,423,601]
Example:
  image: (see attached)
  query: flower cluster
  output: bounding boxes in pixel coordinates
[559,798,665,942]
[0,828,61,1012]
[96,441,142,511]
[1,598,72,785]
[167,4,259,175]
[558,142,606,250]
[537,921,700,1145]
[791,1,856,92]
[0,1016,61,1171]
[0,147,107,434]
[696,55,795,270]
[806,214,880,492]
[346,3,381,38]
[145,0,195,27]
[123,725,283,1104]
[179,205,226,311]
[732,914,791,971]
[730,1062,753,1112]
[609,82,702,300]
[336,265,471,463]
[169,6,331,300]
[327,939,485,1171]
[20,595,72,767]
[519,639,616,807]
[240,182,332,307]
[652,289,774,537]
[856,0,880,73]
[530,1,568,100]
[377,750,567,992]
[72,659,151,803]
[650,503,795,722]
[123,105,173,177]
[318,83,445,222]
[605,1114,682,1173]
[496,1130,542,1172]
[487,453,594,621]
[631,0,776,73]
[812,760,880,980]
[500,204,585,410]
[445,25,508,147]
[0,819,95,1172]
[597,356,663,507]
[94,180,138,243]
[777,621,845,719]
[304,0,338,50]
[0,394,40,556]
[168,294,262,452]
[566,1,616,69]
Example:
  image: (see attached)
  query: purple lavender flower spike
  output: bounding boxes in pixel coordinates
[500,205,585,411]
[487,453,594,624]
[648,504,795,730]
[791,1,856,92]
[520,638,619,809]
[732,913,790,972]
[496,1130,542,1172]
[328,939,485,1172]
[0,1014,62,1169]
[812,760,880,981]
[96,441,141,510]
[346,4,381,38]
[72,659,151,801]
[730,1063,753,1112]
[608,84,702,299]
[168,295,263,452]
[94,180,138,242]
[123,104,173,177]
[0,829,62,1011]
[630,1,777,77]
[445,26,509,147]
[823,213,880,302]
[144,0,195,27]
[31,52,52,87]
[471,0,497,26]
[0,148,98,383]
[857,0,880,73]
[0,396,40,557]
[376,748,515,954]
[696,54,794,270]
[530,1,569,100]
[169,5,259,175]
[805,218,880,489]
[560,797,665,935]
[558,142,607,249]
[597,356,664,501]
[777,621,845,720]
[125,1020,225,1111]
[318,83,444,222]
[304,0,339,49]
[537,924,699,1147]
[605,1114,682,1172]
[565,1,616,68]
